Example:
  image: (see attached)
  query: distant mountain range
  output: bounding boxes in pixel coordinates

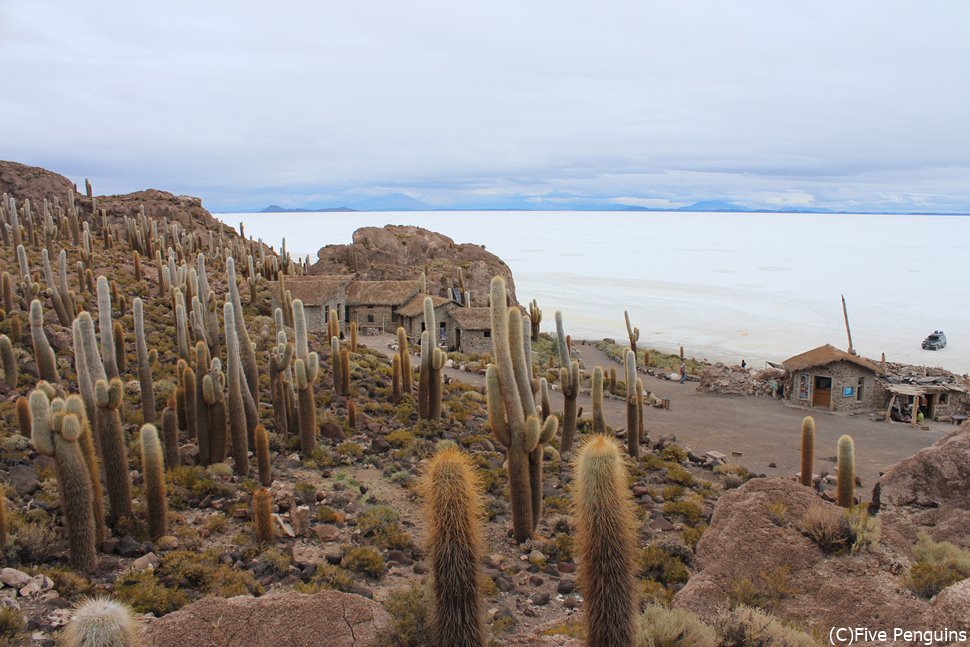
[244,196,966,216]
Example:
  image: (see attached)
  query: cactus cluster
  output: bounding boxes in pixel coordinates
[292,299,322,451]
[419,297,446,420]
[486,277,557,543]
[555,311,580,455]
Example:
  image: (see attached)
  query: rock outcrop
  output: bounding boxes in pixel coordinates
[311,225,517,305]
[0,160,74,207]
[697,363,786,397]
[673,468,969,643]
[876,425,970,551]
[141,590,390,647]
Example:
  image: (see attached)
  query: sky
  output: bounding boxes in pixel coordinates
[2,1,969,213]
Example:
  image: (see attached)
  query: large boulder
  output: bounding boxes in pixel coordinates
[876,425,970,551]
[311,225,517,304]
[141,590,390,647]
[671,478,930,639]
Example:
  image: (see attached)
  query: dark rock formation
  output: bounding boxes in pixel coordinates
[0,160,74,206]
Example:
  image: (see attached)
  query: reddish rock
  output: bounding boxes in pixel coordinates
[141,590,390,647]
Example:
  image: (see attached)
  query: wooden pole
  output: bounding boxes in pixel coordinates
[842,295,855,356]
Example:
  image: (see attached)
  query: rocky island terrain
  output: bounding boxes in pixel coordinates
[0,160,966,646]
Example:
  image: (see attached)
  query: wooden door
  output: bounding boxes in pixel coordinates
[455,328,462,352]
[812,376,832,408]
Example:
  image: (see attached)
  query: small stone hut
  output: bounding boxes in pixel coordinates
[398,294,455,347]
[345,280,421,335]
[269,275,353,332]
[782,344,884,412]
[450,307,494,355]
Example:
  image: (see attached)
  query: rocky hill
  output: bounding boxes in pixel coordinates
[311,224,517,305]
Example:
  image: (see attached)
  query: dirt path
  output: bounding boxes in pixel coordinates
[364,334,945,486]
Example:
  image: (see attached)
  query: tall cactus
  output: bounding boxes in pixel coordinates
[591,367,606,435]
[349,320,358,352]
[555,311,580,455]
[224,303,249,476]
[486,277,558,543]
[269,332,294,437]
[255,424,272,487]
[140,424,168,539]
[292,299,321,453]
[574,435,637,647]
[96,277,119,380]
[800,416,815,488]
[64,396,106,547]
[182,364,198,442]
[420,446,485,647]
[528,299,542,342]
[836,434,855,507]
[252,487,273,544]
[339,347,351,398]
[72,312,106,432]
[112,321,127,373]
[396,327,412,393]
[419,297,446,420]
[96,378,133,525]
[30,390,97,572]
[226,257,260,408]
[202,366,228,464]
[0,334,17,386]
[635,378,644,441]
[624,350,639,458]
[29,300,59,382]
[162,397,180,469]
[391,353,403,404]
[624,310,639,358]
[331,336,344,396]
[133,298,157,423]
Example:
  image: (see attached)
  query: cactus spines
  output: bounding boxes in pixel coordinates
[347,399,357,430]
[574,435,637,647]
[349,320,358,352]
[836,434,855,507]
[396,327,412,393]
[226,257,259,408]
[162,398,180,469]
[391,353,403,404]
[30,300,59,382]
[635,377,644,441]
[182,364,198,441]
[133,250,142,282]
[624,310,639,357]
[528,299,542,342]
[418,296,445,420]
[252,487,273,544]
[800,416,815,488]
[140,424,168,539]
[95,378,133,525]
[269,334,294,437]
[16,396,30,436]
[0,334,16,386]
[291,299,321,451]
[9,314,21,346]
[224,302,249,475]
[539,378,551,421]
[61,597,140,647]
[420,446,485,647]
[327,308,339,343]
[331,336,344,395]
[486,277,558,543]
[133,298,156,424]
[624,350,639,458]
[96,276,119,380]
[591,366,606,435]
[31,391,97,572]
[255,424,272,487]
[555,311,580,455]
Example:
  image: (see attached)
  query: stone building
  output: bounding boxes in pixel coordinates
[269,275,353,332]
[782,344,885,412]
[878,377,970,423]
[450,307,494,355]
[345,280,421,335]
[398,294,455,346]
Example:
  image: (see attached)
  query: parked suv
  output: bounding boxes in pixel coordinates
[922,331,947,350]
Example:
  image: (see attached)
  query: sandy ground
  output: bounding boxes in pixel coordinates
[367,333,946,487]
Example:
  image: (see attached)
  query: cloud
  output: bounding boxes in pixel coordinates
[1,1,969,212]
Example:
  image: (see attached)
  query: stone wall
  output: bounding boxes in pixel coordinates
[347,305,395,335]
[790,360,884,412]
[458,329,493,355]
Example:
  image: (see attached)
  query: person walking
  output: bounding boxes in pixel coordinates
[679,363,687,384]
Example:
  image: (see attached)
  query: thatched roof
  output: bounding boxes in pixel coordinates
[450,307,492,331]
[397,293,452,318]
[346,280,421,307]
[782,344,881,374]
[272,276,353,306]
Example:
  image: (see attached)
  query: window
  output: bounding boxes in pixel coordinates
[367,314,374,323]
[940,392,949,405]
[483,330,491,338]
[857,377,864,401]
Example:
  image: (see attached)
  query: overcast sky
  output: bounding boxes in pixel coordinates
[2,1,969,212]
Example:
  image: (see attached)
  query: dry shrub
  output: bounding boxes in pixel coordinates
[717,605,822,647]
[797,504,849,553]
[636,604,718,647]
